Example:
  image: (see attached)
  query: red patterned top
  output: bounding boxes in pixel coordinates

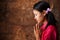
[40,22,57,40]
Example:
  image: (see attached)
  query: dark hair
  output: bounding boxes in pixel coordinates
[33,1,57,26]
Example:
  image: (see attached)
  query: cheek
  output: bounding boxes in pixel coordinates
[34,14,44,21]
[34,15,38,20]
[38,15,44,21]
[36,16,41,21]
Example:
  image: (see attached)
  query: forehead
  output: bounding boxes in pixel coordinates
[33,10,41,14]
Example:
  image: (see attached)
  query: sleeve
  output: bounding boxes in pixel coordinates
[41,25,56,40]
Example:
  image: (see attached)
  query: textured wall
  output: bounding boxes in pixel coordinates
[0,0,60,40]
[0,0,38,40]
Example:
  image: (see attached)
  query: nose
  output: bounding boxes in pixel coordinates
[33,17,37,22]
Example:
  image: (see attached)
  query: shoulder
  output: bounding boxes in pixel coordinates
[42,25,56,36]
[45,25,56,33]
[47,25,56,30]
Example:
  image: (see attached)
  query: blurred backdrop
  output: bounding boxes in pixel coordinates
[0,0,60,40]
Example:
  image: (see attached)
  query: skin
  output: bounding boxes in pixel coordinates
[33,9,48,40]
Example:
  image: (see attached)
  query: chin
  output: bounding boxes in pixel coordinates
[37,21,40,24]
[37,21,42,24]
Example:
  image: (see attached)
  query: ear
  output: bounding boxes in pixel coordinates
[42,10,47,16]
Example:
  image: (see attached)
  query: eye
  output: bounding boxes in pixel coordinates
[35,14,37,16]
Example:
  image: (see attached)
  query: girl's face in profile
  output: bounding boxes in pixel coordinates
[33,10,45,24]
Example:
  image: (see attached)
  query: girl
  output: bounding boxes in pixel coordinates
[33,1,57,40]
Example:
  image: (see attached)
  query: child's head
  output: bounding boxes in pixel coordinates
[33,1,57,25]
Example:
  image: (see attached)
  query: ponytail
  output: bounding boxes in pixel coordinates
[46,11,57,26]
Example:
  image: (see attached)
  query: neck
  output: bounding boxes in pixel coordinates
[43,19,48,25]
